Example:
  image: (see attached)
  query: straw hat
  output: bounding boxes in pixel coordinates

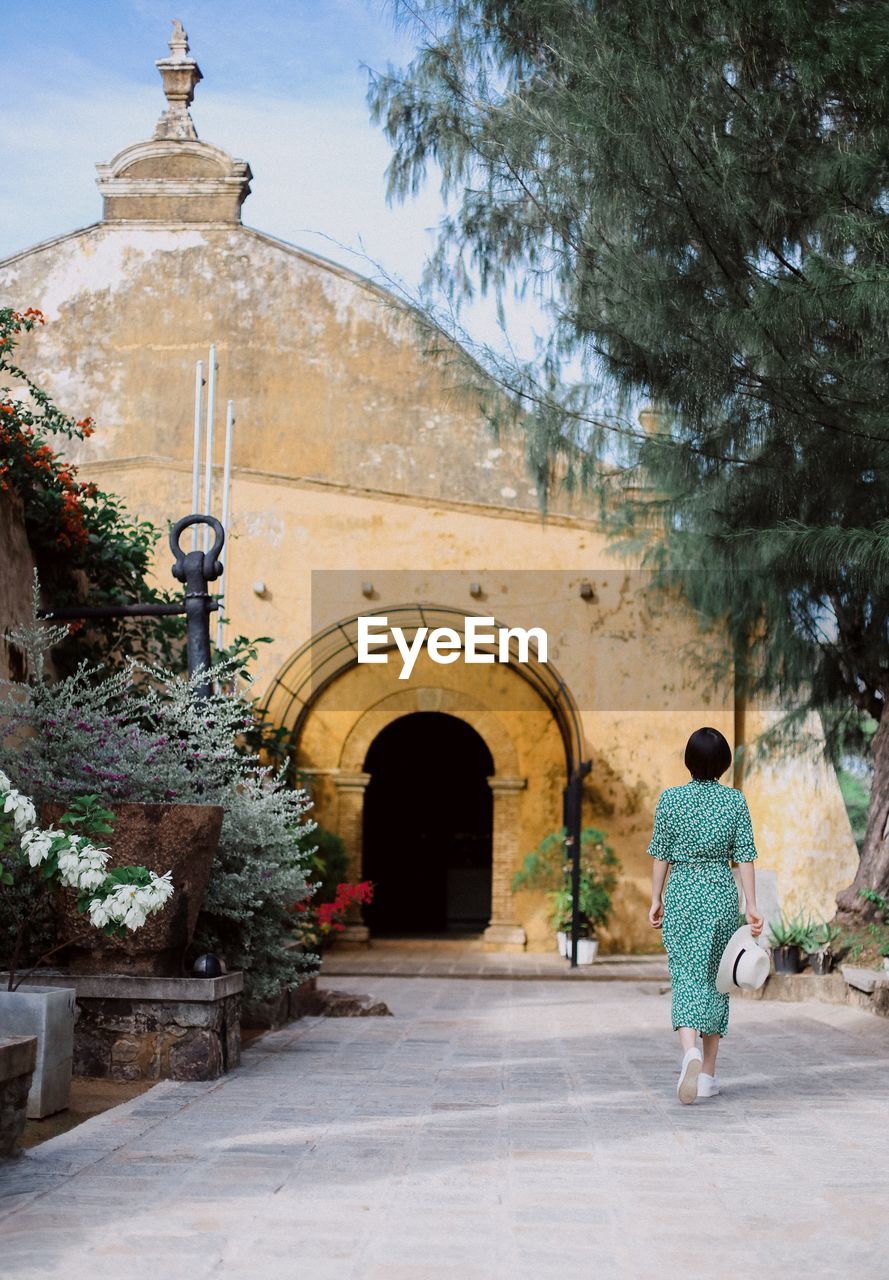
[716,924,770,995]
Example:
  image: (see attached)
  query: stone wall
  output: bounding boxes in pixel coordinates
[0,491,35,682]
[74,990,241,1082]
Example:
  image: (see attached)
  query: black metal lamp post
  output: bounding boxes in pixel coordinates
[563,759,592,968]
[38,513,224,698]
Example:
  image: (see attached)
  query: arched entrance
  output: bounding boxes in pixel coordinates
[362,712,494,935]
[263,605,587,949]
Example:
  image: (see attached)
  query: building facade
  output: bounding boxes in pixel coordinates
[0,26,859,951]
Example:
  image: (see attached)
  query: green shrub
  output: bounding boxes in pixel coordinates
[512,826,619,938]
[0,609,318,1002]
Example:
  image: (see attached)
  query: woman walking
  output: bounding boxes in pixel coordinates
[648,727,763,1104]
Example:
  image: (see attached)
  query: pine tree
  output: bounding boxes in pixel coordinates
[371,0,889,916]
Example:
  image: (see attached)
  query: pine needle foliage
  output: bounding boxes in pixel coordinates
[372,1,889,904]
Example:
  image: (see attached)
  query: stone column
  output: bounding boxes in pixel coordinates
[333,771,371,945]
[482,776,527,950]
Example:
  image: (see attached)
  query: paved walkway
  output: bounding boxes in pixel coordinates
[1,975,887,1279]
[321,943,669,980]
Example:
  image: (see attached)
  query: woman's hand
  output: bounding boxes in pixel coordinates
[648,898,664,928]
[746,904,764,938]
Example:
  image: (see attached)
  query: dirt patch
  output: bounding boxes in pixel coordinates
[19,1077,155,1149]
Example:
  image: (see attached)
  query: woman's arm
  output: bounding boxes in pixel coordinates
[649,858,670,928]
[736,862,764,936]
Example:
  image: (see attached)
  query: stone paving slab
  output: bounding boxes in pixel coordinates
[320,948,669,981]
[0,975,887,1278]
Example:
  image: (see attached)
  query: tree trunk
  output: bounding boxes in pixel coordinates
[836,708,889,921]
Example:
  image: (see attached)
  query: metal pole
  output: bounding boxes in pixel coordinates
[216,400,234,651]
[566,760,592,968]
[191,360,204,550]
[202,345,217,552]
[170,514,225,698]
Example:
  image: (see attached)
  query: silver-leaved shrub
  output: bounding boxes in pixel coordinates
[1,611,319,1003]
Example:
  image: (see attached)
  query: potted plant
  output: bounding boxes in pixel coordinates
[550,891,600,964]
[511,826,619,963]
[804,920,842,976]
[0,777,175,1116]
[43,799,222,976]
[768,912,815,975]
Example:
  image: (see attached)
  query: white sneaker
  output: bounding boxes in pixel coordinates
[697,1072,720,1099]
[677,1047,703,1104]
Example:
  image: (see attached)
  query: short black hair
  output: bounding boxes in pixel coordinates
[684,726,732,780]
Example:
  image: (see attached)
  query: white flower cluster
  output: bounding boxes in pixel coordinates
[88,872,174,931]
[21,828,110,893]
[2,775,174,934]
[0,769,36,832]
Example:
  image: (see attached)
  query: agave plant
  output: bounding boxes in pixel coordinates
[768,911,818,949]
[803,919,842,955]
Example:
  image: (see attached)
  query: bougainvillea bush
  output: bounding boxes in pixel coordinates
[291,879,374,952]
[0,609,319,1003]
[0,306,181,667]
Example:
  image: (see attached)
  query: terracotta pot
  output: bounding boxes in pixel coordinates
[42,802,223,977]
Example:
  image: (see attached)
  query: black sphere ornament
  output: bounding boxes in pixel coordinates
[192,953,223,979]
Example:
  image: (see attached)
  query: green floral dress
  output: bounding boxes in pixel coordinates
[648,779,758,1037]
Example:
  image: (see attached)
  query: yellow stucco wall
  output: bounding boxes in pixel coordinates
[0,218,859,952]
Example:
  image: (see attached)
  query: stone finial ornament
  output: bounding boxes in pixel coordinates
[154,19,203,140]
[95,22,252,222]
[168,18,190,60]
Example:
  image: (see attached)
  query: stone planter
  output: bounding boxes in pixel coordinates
[0,1036,37,1157]
[556,931,568,957]
[43,802,223,977]
[0,987,75,1118]
[8,973,243,1082]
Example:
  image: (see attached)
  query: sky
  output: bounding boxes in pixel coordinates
[1,1,450,299]
[3,0,565,387]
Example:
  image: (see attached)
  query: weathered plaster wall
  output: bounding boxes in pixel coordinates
[741,704,859,926]
[60,456,857,951]
[0,222,561,516]
[0,222,859,951]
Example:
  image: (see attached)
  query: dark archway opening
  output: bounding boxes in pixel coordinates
[362,711,494,935]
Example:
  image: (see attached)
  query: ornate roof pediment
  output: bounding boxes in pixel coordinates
[95,21,251,223]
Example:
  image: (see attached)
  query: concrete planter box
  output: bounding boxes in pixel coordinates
[6,972,242,1081]
[0,987,75,1118]
[0,1035,37,1158]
